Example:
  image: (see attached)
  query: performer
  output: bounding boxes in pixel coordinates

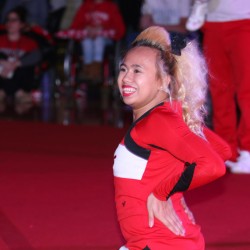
[113,26,231,249]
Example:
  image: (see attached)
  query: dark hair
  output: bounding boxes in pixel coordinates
[5,6,27,23]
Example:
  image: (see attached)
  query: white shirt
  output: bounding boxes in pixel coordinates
[141,0,191,25]
[207,0,250,22]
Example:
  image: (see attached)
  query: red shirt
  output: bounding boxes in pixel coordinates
[113,102,231,249]
[0,34,38,59]
[70,0,125,40]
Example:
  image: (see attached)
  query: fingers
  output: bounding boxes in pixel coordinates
[147,194,185,235]
[186,209,196,224]
[181,197,196,224]
[159,209,185,236]
[147,194,154,227]
[159,198,185,236]
[147,194,155,228]
[148,209,154,228]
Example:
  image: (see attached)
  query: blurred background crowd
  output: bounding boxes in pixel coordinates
[0,0,199,127]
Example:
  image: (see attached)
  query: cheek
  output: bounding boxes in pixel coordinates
[138,77,158,93]
[117,74,123,91]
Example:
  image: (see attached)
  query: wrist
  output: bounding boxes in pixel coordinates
[15,60,21,67]
[152,190,167,201]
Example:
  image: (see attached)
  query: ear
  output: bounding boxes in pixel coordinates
[162,74,171,90]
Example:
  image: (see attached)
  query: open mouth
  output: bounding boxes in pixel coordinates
[122,86,136,97]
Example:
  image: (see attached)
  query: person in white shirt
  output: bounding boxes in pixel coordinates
[140,0,191,35]
[186,0,208,31]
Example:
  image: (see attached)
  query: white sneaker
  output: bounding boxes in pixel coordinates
[225,160,236,169]
[186,2,208,31]
[227,150,250,174]
[119,246,129,250]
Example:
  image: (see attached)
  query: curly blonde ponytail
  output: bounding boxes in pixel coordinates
[173,40,208,138]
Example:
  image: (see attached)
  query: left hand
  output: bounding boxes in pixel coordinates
[0,59,20,78]
[147,193,185,236]
[86,26,102,38]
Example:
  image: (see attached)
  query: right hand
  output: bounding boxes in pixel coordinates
[147,193,185,236]
[86,26,102,38]
[0,60,14,78]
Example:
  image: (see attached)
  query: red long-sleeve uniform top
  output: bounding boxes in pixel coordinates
[113,102,231,249]
[70,0,125,41]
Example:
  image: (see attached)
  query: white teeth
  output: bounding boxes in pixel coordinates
[123,88,136,93]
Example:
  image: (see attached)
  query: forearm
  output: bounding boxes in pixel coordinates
[203,127,232,161]
[138,111,227,201]
[20,50,42,67]
[153,154,226,201]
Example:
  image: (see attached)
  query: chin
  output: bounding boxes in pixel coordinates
[122,99,133,107]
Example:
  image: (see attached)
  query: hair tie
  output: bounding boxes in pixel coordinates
[170,32,187,56]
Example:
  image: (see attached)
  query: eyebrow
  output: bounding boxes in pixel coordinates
[120,63,143,69]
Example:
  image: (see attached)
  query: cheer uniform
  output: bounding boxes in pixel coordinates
[113,102,231,250]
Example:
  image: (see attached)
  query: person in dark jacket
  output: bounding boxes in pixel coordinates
[0,6,42,102]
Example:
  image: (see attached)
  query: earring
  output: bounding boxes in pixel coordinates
[165,86,172,102]
[165,87,170,95]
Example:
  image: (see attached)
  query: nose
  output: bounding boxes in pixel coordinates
[121,70,132,83]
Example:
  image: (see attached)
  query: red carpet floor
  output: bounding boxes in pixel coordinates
[0,120,249,250]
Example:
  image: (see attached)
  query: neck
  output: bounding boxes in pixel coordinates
[133,96,167,121]
[8,32,21,41]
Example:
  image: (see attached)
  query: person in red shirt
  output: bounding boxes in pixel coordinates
[113,26,231,249]
[0,6,42,103]
[70,0,125,81]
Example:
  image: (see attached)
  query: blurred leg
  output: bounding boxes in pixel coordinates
[203,22,238,160]
[16,66,36,92]
[228,20,250,152]
[93,36,110,62]
[81,38,94,64]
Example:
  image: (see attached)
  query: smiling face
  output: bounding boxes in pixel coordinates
[118,46,168,118]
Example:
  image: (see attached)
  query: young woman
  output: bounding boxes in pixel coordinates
[113,26,231,249]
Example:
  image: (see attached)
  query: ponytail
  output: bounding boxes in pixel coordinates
[173,40,208,138]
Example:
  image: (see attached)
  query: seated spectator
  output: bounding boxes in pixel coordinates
[70,0,125,82]
[0,6,42,103]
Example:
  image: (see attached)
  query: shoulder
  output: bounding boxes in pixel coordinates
[132,102,192,146]
[76,2,90,12]
[21,35,37,44]
[0,34,8,44]
[105,2,119,10]
[144,102,183,125]
[136,102,186,133]
[20,35,39,49]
